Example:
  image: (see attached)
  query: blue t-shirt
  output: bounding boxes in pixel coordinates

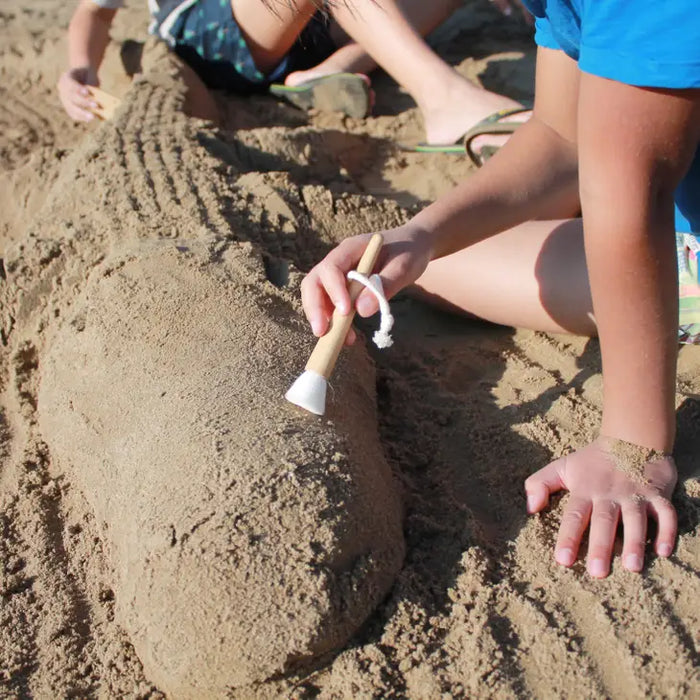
[523,0,700,235]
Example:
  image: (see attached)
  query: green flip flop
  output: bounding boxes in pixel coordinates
[463,106,531,167]
[269,72,372,119]
[411,106,532,163]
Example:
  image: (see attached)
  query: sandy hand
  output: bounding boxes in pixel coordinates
[300,225,432,344]
[525,437,677,578]
[57,66,99,122]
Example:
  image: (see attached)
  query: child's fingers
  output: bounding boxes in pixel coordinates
[619,499,647,572]
[553,495,592,567]
[66,103,95,122]
[71,86,99,112]
[586,499,620,578]
[355,252,421,318]
[648,496,677,558]
[301,235,382,335]
[523,457,566,513]
[301,272,333,336]
[59,78,98,121]
[318,265,351,316]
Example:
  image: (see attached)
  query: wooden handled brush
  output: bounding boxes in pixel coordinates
[286,232,384,414]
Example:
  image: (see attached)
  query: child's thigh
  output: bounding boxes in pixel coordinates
[413,218,595,335]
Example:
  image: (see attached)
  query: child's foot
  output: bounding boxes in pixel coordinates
[419,76,530,157]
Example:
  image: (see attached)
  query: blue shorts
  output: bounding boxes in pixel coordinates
[171,0,336,94]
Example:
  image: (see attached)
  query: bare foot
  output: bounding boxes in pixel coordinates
[284,42,375,87]
[419,73,525,146]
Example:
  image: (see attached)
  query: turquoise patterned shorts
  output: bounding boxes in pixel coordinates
[678,232,700,344]
[171,0,335,94]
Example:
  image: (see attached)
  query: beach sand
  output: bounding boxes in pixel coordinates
[1,0,699,697]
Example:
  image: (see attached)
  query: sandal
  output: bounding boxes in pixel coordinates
[269,73,372,119]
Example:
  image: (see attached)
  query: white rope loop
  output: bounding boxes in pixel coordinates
[347,271,394,348]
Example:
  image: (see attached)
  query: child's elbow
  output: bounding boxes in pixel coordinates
[580,149,689,225]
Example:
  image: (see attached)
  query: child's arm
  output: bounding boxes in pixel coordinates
[526,78,700,576]
[580,79,698,451]
[301,47,581,336]
[58,0,118,121]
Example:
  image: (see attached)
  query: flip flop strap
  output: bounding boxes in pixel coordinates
[464,106,531,168]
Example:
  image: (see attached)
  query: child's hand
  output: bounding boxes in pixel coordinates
[524,437,677,578]
[58,67,99,122]
[301,225,433,342]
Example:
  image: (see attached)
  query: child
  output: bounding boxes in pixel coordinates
[58,0,529,153]
[301,0,700,578]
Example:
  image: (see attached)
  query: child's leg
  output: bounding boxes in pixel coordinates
[413,218,597,336]
[285,0,525,146]
[292,0,464,79]
[230,0,318,74]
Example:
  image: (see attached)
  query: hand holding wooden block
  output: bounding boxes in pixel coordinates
[86,86,121,120]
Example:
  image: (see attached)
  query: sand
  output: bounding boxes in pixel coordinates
[1,0,699,697]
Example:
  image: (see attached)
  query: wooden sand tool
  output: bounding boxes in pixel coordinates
[86,86,121,120]
[286,232,384,415]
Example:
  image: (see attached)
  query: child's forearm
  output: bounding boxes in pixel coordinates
[409,115,579,260]
[68,1,116,72]
[585,194,678,451]
[578,75,700,451]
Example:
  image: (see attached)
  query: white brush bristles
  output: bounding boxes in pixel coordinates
[285,370,328,415]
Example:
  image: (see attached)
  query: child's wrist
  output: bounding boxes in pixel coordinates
[600,412,675,453]
[68,56,95,70]
[67,63,99,82]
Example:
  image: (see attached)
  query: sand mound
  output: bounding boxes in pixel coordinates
[3,50,405,695]
[37,241,403,695]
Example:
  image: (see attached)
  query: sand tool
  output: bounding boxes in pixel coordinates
[86,86,121,120]
[286,232,394,415]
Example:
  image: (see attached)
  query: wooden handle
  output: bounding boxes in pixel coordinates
[305,233,383,378]
[86,86,121,121]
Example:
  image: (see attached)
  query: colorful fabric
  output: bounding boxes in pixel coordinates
[90,0,336,94]
[677,233,700,344]
[521,0,700,238]
[170,0,335,93]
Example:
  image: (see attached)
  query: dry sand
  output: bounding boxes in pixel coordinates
[1,0,699,697]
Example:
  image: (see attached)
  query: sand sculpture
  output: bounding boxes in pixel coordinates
[5,52,405,696]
